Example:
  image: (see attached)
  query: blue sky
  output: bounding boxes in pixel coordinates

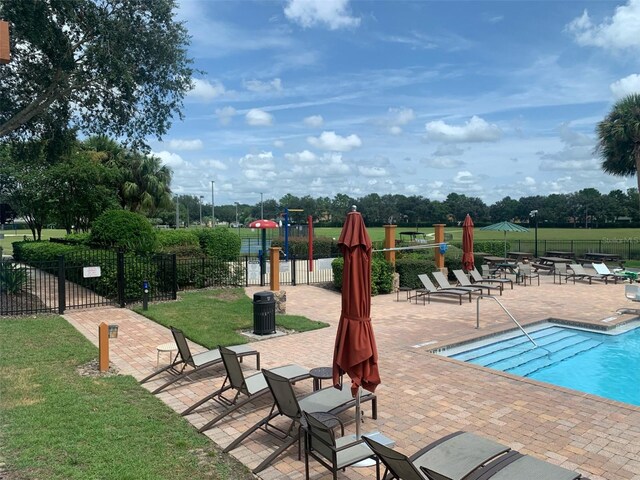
[150,0,640,207]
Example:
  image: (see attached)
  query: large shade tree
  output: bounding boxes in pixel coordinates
[0,0,193,147]
[596,93,640,209]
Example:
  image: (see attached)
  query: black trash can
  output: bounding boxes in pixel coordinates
[253,291,276,335]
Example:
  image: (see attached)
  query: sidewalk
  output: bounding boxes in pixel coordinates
[64,276,640,479]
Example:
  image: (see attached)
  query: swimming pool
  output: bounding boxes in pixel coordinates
[441,323,640,406]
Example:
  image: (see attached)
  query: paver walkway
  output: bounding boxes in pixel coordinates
[63,274,640,480]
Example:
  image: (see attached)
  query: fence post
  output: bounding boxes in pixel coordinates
[57,255,66,314]
[629,240,632,260]
[98,322,109,372]
[291,256,297,286]
[245,256,249,287]
[117,250,125,307]
[171,254,177,300]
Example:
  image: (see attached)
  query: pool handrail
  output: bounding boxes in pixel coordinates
[476,294,542,351]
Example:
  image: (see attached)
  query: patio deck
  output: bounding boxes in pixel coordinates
[64,273,640,480]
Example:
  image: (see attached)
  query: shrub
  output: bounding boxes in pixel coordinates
[331,256,394,295]
[63,232,91,245]
[0,262,28,294]
[90,210,157,254]
[474,241,508,257]
[196,229,241,260]
[272,236,340,258]
[395,257,436,289]
[156,230,201,257]
[12,241,83,263]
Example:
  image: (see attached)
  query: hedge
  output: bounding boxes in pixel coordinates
[13,241,85,263]
[196,228,241,260]
[90,210,157,254]
[156,230,202,257]
[272,236,340,258]
[331,257,394,295]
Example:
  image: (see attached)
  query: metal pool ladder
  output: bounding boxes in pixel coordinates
[476,294,539,349]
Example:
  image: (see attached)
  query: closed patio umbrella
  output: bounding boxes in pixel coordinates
[462,214,475,272]
[332,208,381,438]
[479,221,529,260]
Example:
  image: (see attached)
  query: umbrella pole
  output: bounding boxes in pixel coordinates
[355,386,361,439]
[503,231,507,261]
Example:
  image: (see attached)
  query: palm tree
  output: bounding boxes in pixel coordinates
[121,152,173,214]
[596,93,640,209]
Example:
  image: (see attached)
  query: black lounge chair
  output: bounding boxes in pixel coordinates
[139,326,259,394]
[452,270,502,295]
[181,346,310,433]
[224,368,377,474]
[413,274,472,305]
[363,431,510,480]
[303,411,380,480]
[471,268,513,290]
[459,450,586,480]
[432,271,484,296]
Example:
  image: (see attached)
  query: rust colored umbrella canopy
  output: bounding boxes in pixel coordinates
[332,211,381,397]
[462,214,475,272]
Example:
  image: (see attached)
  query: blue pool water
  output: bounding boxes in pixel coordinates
[447,325,640,406]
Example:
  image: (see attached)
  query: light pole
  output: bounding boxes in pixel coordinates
[175,195,179,228]
[529,209,538,258]
[211,180,215,228]
[199,195,203,226]
[234,202,239,230]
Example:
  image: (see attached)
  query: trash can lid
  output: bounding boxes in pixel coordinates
[253,291,274,302]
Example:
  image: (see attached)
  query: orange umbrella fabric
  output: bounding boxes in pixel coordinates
[462,214,475,272]
[332,211,381,396]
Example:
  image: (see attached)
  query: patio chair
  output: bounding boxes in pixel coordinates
[223,368,377,474]
[480,264,500,279]
[591,263,622,284]
[517,263,539,286]
[452,269,502,296]
[568,264,606,285]
[414,274,472,305]
[471,267,513,290]
[181,346,311,433]
[462,450,585,480]
[303,411,380,480]
[432,271,483,295]
[139,326,259,394]
[553,263,571,284]
[363,431,510,480]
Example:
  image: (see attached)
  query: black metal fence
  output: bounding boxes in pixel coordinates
[482,239,640,260]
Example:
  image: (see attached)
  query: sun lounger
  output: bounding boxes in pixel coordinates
[432,271,483,295]
[568,264,607,285]
[414,274,472,305]
[452,269,502,295]
[363,431,510,480]
[181,346,310,433]
[471,268,513,290]
[139,326,259,394]
[591,263,622,283]
[224,368,377,474]
[462,450,585,480]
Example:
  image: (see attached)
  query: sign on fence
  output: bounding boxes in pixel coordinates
[317,258,335,270]
[83,266,102,278]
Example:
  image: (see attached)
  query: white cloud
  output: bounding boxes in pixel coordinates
[610,73,640,98]
[239,152,278,181]
[422,157,465,169]
[273,140,285,148]
[558,123,593,147]
[453,171,475,184]
[284,0,360,30]
[246,109,274,126]
[567,0,640,50]
[389,126,403,135]
[153,151,185,168]
[215,106,236,125]
[521,176,536,186]
[387,107,415,134]
[433,144,464,157]
[203,159,228,170]
[168,139,203,151]
[291,152,350,176]
[307,131,362,151]
[425,116,502,143]
[244,78,283,92]
[358,166,387,177]
[285,150,317,163]
[188,78,225,101]
[304,115,324,127]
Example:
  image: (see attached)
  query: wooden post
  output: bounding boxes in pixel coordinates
[434,224,445,270]
[384,224,397,265]
[0,21,9,65]
[98,322,109,372]
[269,246,281,291]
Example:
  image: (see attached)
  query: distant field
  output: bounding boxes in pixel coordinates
[0,229,67,255]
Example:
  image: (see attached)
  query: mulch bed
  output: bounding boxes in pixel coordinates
[0,292,50,316]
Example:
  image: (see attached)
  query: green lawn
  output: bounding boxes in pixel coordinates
[133,288,328,348]
[0,316,253,480]
[1,229,68,255]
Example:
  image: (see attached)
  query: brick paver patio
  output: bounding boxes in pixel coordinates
[63,274,640,479]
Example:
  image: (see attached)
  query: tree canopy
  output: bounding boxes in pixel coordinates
[0,0,193,147]
[596,93,640,207]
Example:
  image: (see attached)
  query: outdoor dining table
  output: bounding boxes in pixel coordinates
[582,252,623,264]
[507,251,534,262]
[536,256,573,274]
[545,250,576,260]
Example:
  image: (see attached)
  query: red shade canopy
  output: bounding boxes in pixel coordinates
[248,219,278,229]
[332,211,381,396]
[462,214,475,272]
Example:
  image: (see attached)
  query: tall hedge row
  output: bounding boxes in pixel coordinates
[90,210,157,253]
[196,228,241,260]
[331,257,394,295]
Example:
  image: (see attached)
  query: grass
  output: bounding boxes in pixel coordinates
[0,316,254,480]
[133,288,328,348]
[1,229,68,256]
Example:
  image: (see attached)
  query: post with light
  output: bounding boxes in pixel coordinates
[142,279,149,311]
[211,180,215,227]
[530,210,539,258]
[234,202,239,231]
[175,195,179,228]
[199,195,203,226]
